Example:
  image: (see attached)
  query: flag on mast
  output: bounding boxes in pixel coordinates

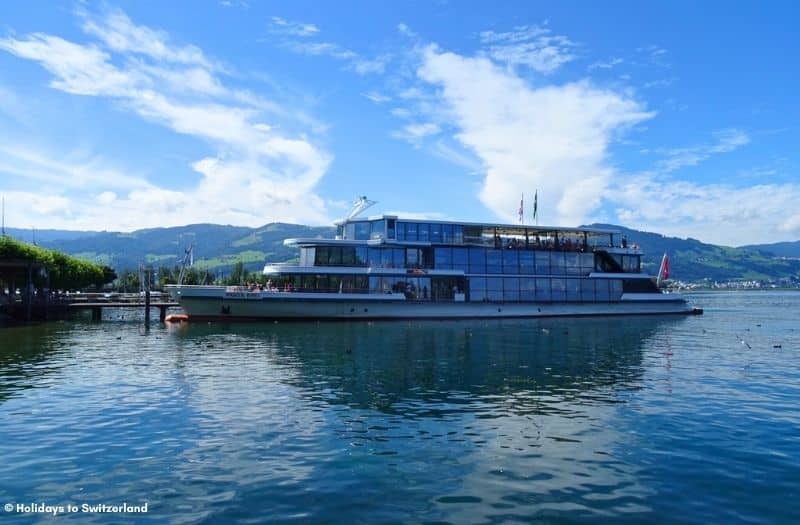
[518,193,524,224]
[657,253,670,287]
[533,190,538,224]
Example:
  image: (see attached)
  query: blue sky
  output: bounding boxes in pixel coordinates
[0,0,797,245]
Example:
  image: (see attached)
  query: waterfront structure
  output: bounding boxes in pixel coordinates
[167,212,700,320]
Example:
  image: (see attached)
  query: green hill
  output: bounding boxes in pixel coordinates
[741,241,800,259]
[8,223,333,274]
[586,224,800,282]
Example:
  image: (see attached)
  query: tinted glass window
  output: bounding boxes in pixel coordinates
[355,222,370,240]
[430,223,442,242]
[503,277,520,301]
[435,247,452,269]
[405,222,418,241]
[418,223,430,242]
[486,249,502,274]
[313,249,327,266]
[469,248,485,273]
[503,250,519,274]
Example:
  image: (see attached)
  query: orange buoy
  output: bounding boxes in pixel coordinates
[164,313,189,323]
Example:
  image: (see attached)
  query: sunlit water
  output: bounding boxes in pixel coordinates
[1,291,799,524]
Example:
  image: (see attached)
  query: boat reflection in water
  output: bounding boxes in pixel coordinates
[161,316,680,522]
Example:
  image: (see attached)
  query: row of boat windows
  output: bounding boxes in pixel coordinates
[339,220,465,243]
[303,246,641,274]
[265,273,625,302]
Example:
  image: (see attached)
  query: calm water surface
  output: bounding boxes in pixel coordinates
[1,291,799,524]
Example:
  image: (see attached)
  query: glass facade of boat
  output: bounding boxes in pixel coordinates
[267,216,657,303]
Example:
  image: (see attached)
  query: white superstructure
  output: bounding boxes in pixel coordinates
[167,214,701,320]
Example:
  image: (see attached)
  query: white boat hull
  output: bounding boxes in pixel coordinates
[166,286,699,320]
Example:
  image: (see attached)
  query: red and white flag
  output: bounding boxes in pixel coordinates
[657,253,670,286]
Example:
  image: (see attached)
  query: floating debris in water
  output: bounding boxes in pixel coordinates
[773,344,782,349]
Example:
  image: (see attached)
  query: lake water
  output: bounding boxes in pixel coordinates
[1,291,799,524]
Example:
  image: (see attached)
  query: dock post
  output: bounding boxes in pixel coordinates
[25,262,32,322]
[159,305,167,322]
[91,306,101,321]
[144,267,151,328]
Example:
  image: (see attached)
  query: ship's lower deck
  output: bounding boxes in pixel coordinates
[173,293,699,321]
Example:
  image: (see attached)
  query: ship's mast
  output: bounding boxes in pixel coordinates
[346,196,377,220]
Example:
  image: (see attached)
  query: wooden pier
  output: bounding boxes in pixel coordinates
[68,301,180,322]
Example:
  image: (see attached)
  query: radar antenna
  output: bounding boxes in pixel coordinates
[177,244,194,285]
[346,196,377,220]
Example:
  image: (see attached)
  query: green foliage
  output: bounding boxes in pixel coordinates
[0,236,116,290]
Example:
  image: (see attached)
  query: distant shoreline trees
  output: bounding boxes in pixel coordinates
[0,236,116,291]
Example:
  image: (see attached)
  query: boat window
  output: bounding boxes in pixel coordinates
[536,278,551,301]
[622,255,640,273]
[355,246,368,266]
[551,278,566,301]
[565,252,582,275]
[452,248,468,272]
[486,249,502,274]
[396,222,406,241]
[406,248,420,268]
[580,279,596,301]
[355,222,370,240]
[368,248,381,267]
[469,277,487,302]
[596,280,610,301]
[341,247,355,266]
[579,253,595,274]
[520,277,536,301]
[519,251,534,274]
[468,248,486,273]
[550,252,566,275]
[380,249,393,268]
[371,220,385,239]
[502,250,519,274]
[430,223,442,243]
[328,246,343,265]
[418,223,430,242]
[503,277,520,301]
[452,225,464,244]
[535,251,551,274]
[314,246,329,266]
[405,222,418,241]
[610,279,623,300]
[345,223,356,240]
[487,277,503,301]
[566,279,580,301]
[354,275,368,291]
[393,248,405,268]
[386,219,396,240]
[336,225,344,239]
[435,247,452,270]
[442,223,453,243]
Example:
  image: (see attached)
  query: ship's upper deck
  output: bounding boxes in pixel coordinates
[286,215,635,252]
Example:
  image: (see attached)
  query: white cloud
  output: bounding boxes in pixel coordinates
[657,129,749,172]
[269,16,319,37]
[588,57,623,70]
[81,8,218,70]
[392,122,441,145]
[415,45,653,226]
[362,91,391,104]
[609,176,800,245]
[0,6,333,230]
[479,24,576,74]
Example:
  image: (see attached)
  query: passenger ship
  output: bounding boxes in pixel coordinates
[167,200,700,320]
